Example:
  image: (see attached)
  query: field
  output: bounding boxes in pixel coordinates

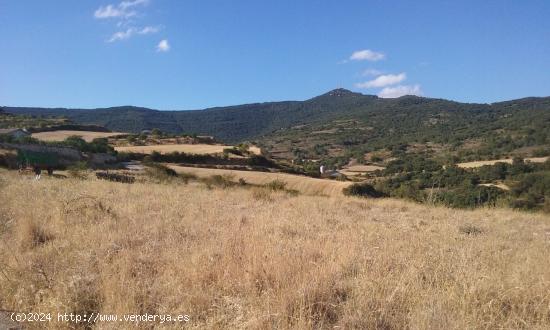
[1,170,550,329]
[457,157,549,168]
[339,164,385,177]
[168,165,351,196]
[115,144,246,155]
[31,130,126,142]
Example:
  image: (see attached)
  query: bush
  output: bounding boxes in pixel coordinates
[67,161,88,179]
[223,148,244,157]
[265,180,287,191]
[343,183,385,198]
[202,174,235,189]
[144,163,179,183]
[247,155,276,167]
[459,224,484,236]
[96,172,135,184]
[436,186,503,209]
[62,136,114,154]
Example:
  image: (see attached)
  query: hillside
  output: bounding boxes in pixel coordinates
[4,90,550,162]
[1,170,549,328]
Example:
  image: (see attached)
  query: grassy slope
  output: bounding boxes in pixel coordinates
[168,164,351,196]
[1,171,549,329]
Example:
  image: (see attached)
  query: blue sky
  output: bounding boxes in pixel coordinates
[1,0,549,109]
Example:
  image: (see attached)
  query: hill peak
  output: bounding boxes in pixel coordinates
[323,88,360,97]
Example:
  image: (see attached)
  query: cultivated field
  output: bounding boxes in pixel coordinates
[1,170,549,329]
[32,130,126,142]
[168,165,350,196]
[457,156,549,168]
[115,144,261,155]
[339,164,385,176]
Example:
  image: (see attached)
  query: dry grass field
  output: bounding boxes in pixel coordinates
[339,164,385,177]
[1,170,550,329]
[31,130,126,142]
[168,165,350,196]
[457,157,549,168]
[115,144,233,155]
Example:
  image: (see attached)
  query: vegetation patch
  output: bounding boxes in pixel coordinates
[343,183,386,198]
[459,224,485,236]
[202,174,236,189]
[96,172,135,184]
[143,163,183,183]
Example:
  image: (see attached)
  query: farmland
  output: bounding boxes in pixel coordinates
[116,144,237,155]
[32,130,125,142]
[457,156,549,168]
[339,164,385,177]
[1,170,550,329]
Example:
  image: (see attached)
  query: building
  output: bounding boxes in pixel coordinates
[0,128,30,139]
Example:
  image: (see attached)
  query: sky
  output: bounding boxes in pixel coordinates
[1,0,549,110]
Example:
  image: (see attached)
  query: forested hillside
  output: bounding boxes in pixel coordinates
[4,89,550,163]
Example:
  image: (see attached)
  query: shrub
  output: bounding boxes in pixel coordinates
[17,219,53,250]
[202,174,235,189]
[459,224,484,236]
[265,180,287,191]
[223,148,244,157]
[247,155,276,167]
[67,161,88,179]
[179,171,198,184]
[96,172,135,184]
[343,183,385,198]
[144,163,179,183]
[436,186,503,209]
[62,136,114,154]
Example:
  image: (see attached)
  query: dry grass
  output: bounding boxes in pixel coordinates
[168,164,351,196]
[340,164,385,176]
[1,170,550,329]
[115,144,233,155]
[479,182,511,191]
[457,157,549,168]
[31,130,126,142]
[115,144,262,155]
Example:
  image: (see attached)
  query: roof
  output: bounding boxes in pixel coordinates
[0,128,29,135]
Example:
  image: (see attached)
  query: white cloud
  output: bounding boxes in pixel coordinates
[349,49,385,62]
[138,26,159,34]
[94,0,149,19]
[156,39,170,52]
[362,68,383,77]
[355,73,406,89]
[378,84,422,98]
[120,0,149,10]
[108,25,159,42]
[94,5,131,19]
[108,28,134,42]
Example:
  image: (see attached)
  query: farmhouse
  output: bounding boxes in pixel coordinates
[0,128,30,139]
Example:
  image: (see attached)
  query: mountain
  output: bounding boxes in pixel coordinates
[3,90,550,161]
[2,89,379,141]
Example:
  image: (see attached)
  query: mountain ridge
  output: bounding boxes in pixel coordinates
[2,89,550,146]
